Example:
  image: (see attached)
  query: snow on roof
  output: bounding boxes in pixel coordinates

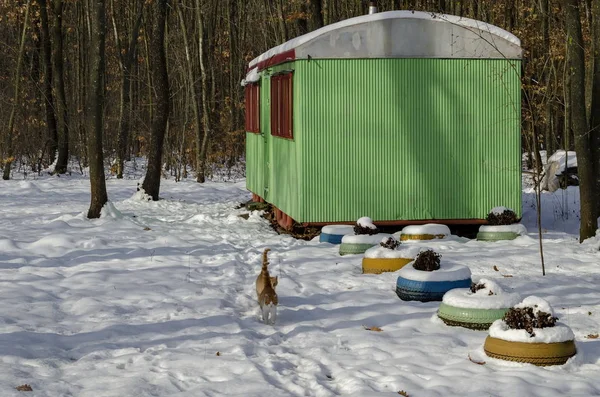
[240,67,260,87]
[249,10,521,69]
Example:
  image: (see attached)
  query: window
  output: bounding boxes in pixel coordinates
[270,72,293,139]
[245,83,260,133]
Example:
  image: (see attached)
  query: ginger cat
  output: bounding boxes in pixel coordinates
[256,248,278,324]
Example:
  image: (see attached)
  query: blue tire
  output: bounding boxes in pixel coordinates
[395,277,472,302]
[320,232,345,244]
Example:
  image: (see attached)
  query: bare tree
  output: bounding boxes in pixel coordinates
[51,0,70,174]
[112,0,144,179]
[590,0,600,214]
[38,0,59,165]
[141,0,169,201]
[87,0,108,218]
[2,0,32,180]
[565,0,598,241]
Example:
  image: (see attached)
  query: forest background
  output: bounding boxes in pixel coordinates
[1,0,599,240]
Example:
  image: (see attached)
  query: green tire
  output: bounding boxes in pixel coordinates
[437,303,509,330]
[476,231,520,241]
[339,243,376,256]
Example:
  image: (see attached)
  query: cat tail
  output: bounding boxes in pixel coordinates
[261,248,271,273]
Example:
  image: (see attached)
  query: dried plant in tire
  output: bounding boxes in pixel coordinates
[486,208,519,225]
[503,307,558,337]
[470,281,494,295]
[380,236,400,250]
[354,217,379,235]
[412,249,441,271]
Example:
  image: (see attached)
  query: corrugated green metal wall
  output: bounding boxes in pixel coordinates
[296,58,521,223]
[245,68,304,218]
[247,58,521,223]
[245,131,263,197]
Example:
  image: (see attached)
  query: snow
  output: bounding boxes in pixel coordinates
[442,279,521,309]
[547,150,578,171]
[321,225,354,235]
[241,67,260,86]
[514,296,556,317]
[397,260,472,282]
[539,150,578,193]
[341,233,392,244]
[364,244,422,259]
[1,170,600,396]
[249,11,520,68]
[490,206,512,215]
[356,216,377,229]
[401,223,451,236]
[479,224,528,235]
[488,297,574,343]
[489,320,575,344]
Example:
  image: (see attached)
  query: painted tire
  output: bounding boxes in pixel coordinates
[476,231,520,241]
[339,243,376,256]
[320,232,346,244]
[483,336,577,366]
[362,257,413,274]
[400,233,446,241]
[395,277,472,302]
[437,303,509,330]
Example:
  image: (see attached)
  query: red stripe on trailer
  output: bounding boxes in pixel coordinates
[255,49,296,72]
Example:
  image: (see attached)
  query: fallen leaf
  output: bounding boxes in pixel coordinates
[586,334,599,339]
[398,391,410,396]
[468,354,486,365]
[363,325,383,332]
[493,265,499,271]
[16,385,33,392]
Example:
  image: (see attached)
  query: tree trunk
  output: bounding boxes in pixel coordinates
[590,0,600,214]
[275,0,287,43]
[141,0,169,201]
[51,0,70,174]
[114,0,144,179]
[86,0,108,219]
[228,0,239,130]
[176,2,201,183]
[310,0,324,30]
[196,0,212,183]
[566,0,598,241]
[2,0,32,180]
[38,0,59,165]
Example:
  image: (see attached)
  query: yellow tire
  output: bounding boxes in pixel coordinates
[400,233,446,241]
[362,257,413,274]
[483,336,576,366]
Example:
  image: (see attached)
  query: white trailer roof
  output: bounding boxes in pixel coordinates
[248,11,522,72]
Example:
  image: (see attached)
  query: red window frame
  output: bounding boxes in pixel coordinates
[245,83,260,133]
[270,72,293,139]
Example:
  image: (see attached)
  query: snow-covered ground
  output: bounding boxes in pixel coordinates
[0,171,599,396]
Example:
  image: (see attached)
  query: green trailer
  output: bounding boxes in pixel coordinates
[243,11,522,229]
